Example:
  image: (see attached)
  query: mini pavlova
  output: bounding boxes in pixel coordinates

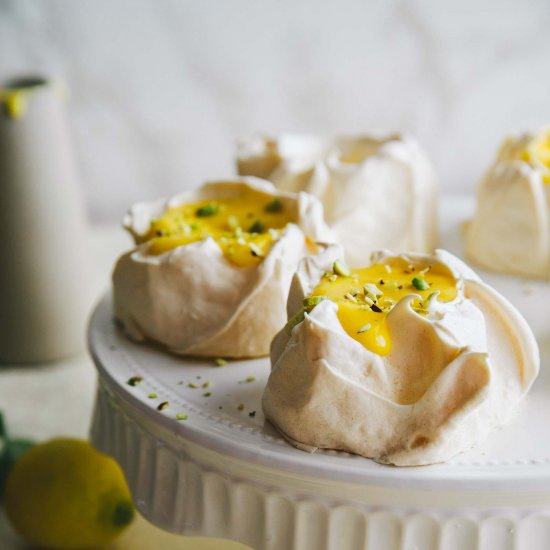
[112,178,332,358]
[236,134,438,265]
[262,245,539,466]
[466,127,550,278]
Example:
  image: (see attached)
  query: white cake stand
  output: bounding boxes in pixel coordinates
[89,196,550,550]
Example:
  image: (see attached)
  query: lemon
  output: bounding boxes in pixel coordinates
[4,438,134,549]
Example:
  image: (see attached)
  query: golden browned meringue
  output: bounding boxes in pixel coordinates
[466,128,550,279]
[237,134,438,265]
[112,178,332,358]
[262,246,539,465]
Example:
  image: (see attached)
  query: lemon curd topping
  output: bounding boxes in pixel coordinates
[139,190,294,267]
[500,130,550,184]
[528,130,550,183]
[308,257,458,356]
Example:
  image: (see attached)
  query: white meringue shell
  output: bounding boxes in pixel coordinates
[112,178,332,358]
[263,247,539,466]
[237,134,439,265]
[465,137,550,279]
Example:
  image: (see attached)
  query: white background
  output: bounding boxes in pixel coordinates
[1,0,550,222]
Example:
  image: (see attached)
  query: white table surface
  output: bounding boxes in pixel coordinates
[0,225,250,550]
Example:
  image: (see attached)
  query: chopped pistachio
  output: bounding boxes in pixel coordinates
[249,243,264,257]
[350,288,361,296]
[370,304,383,313]
[357,323,371,334]
[333,260,351,277]
[157,401,169,411]
[238,375,257,384]
[412,276,430,291]
[363,283,383,301]
[203,392,212,397]
[265,198,283,212]
[248,411,257,418]
[127,376,143,387]
[214,358,227,367]
[196,204,218,217]
[284,308,306,334]
[362,295,374,306]
[384,264,392,274]
[176,413,188,421]
[380,297,396,309]
[187,383,198,389]
[202,381,211,388]
[147,392,158,399]
[424,291,437,306]
[248,220,264,233]
[234,226,243,237]
[227,215,239,229]
[237,403,245,411]
[237,237,246,245]
[344,292,358,303]
[303,295,327,308]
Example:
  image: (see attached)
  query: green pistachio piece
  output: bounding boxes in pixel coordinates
[196,204,219,217]
[333,260,350,277]
[284,308,306,335]
[264,198,283,212]
[303,295,327,308]
[248,220,265,233]
[412,276,430,291]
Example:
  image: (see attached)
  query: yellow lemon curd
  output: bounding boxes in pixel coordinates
[138,190,294,267]
[528,130,550,183]
[500,129,550,184]
[308,257,458,356]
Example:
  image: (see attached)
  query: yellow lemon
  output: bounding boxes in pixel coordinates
[4,438,134,549]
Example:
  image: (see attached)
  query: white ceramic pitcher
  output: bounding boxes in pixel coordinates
[0,76,91,363]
